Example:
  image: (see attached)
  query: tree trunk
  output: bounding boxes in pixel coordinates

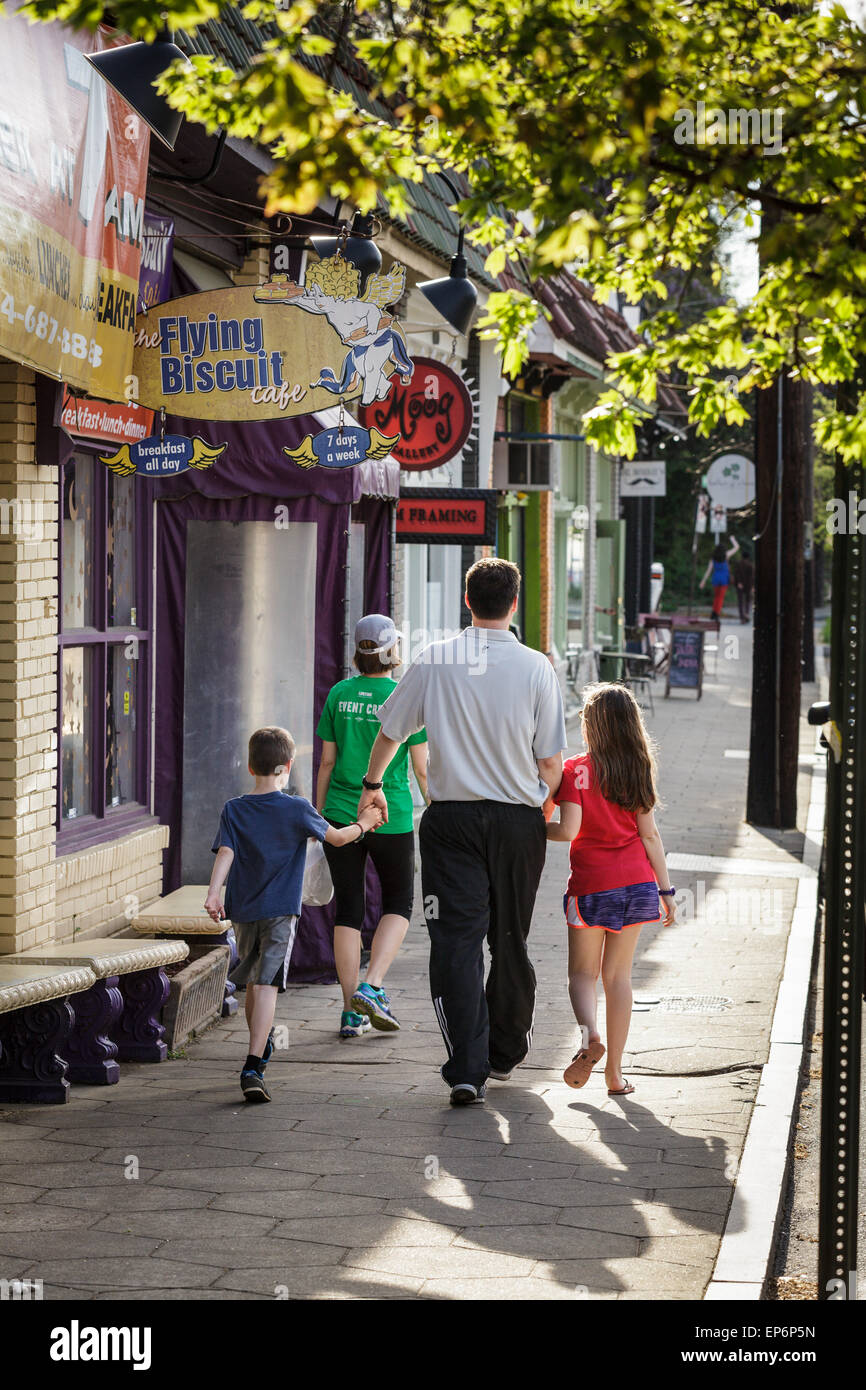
[779,376,807,826]
[801,386,815,683]
[746,374,806,828]
[747,379,780,824]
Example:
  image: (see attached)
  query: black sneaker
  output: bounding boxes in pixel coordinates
[261,1028,276,1067]
[449,1083,486,1107]
[241,1069,271,1103]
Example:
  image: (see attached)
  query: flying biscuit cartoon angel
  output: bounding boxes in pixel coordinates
[255,258,414,407]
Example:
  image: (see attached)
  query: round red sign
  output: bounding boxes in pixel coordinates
[359,356,474,471]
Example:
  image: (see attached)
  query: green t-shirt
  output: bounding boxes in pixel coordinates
[316,675,426,835]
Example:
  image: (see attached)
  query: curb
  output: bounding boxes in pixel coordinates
[704,671,826,1301]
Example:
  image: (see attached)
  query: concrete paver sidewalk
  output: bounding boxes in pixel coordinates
[0,624,817,1300]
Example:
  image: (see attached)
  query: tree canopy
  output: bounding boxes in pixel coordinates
[20,0,866,457]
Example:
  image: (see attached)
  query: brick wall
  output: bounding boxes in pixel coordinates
[234,244,269,288]
[1,244,280,956]
[55,824,170,942]
[0,357,170,956]
[0,360,59,955]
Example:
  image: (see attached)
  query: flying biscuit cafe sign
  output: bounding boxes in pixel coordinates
[131,257,415,424]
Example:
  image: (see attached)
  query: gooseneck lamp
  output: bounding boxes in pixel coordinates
[83,28,192,151]
[417,172,478,337]
[310,212,383,289]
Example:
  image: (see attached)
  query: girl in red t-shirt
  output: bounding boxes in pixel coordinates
[546,683,676,1096]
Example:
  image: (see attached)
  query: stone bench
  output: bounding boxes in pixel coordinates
[0,962,97,1104]
[3,939,189,1085]
[130,887,239,1018]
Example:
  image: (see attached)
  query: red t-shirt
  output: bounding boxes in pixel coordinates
[554,753,655,896]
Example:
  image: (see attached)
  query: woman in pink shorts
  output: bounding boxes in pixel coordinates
[546,683,676,1096]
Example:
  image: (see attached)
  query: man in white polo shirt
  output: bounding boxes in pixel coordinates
[358,558,566,1106]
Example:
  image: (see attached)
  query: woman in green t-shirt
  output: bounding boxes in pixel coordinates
[316,614,428,1039]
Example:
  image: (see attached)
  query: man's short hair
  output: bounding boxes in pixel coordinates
[249,726,295,776]
[465,557,521,620]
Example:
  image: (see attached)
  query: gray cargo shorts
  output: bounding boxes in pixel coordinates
[229,915,299,992]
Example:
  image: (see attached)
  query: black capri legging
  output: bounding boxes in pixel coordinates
[323,823,415,931]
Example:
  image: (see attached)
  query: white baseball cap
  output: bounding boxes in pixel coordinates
[354,613,399,654]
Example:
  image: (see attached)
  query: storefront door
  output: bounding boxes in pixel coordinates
[596,518,625,653]
[180,520,317,883]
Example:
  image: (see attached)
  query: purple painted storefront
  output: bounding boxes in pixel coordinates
[151,413,398,981]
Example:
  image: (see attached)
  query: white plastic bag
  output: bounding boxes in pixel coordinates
[301,837,334,906]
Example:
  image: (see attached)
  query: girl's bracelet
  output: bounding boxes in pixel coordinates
[658,886,676,896]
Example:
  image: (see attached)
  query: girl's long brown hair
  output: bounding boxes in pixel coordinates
[580,683,658,813]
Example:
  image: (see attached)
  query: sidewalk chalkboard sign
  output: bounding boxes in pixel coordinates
[665,626,705,699]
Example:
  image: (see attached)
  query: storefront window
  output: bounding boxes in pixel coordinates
[61,646,92,819]
[506,395,548,487]
[106,643,137,808]
[108,472,136,627]
[568,523,585,636]
[62,455,95,630]
[58,449,151,840]
[179,520,316,882]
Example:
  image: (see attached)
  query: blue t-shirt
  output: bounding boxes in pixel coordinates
[211,791,329,922]
[712,559,730,586]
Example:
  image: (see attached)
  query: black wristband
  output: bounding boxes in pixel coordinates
[659,886,676,896]
[351,821,365,842]
[362,776,383,790]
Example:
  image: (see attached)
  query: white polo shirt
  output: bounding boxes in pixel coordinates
[377,627,567,806]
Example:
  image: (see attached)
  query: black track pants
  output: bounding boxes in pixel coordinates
[419,800,547,1089]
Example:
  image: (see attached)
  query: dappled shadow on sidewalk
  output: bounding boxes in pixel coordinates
[342,1082,738,1299]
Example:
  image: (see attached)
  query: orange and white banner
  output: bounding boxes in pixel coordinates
[0,4,149,398]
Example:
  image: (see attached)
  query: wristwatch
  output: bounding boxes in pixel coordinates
[362,776,383,790]
[659,886,677,896]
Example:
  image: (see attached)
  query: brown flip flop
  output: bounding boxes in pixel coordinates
[608,1080,635,1096]
[563,1040,606,1088]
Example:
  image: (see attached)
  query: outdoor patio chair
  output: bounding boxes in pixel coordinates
[624,628,655,715]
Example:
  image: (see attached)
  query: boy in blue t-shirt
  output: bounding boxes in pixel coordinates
[205,726,383,1103]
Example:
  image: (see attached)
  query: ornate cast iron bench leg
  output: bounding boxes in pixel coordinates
[0,998,75,1104]
[114,967,170,1063]
[65,976,122,1085]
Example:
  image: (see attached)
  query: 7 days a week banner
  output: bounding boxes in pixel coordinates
[0,4,149,398]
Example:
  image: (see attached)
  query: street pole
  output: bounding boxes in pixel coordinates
[460,328,481,626]
[688,500,699,618]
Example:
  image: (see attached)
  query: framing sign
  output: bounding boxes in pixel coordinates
[396,488,497,545]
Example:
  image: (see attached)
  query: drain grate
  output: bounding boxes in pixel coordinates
[633,994,733,1014]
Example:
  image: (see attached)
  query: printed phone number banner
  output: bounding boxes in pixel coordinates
[131,259,414,421]
[0,5,149,397]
